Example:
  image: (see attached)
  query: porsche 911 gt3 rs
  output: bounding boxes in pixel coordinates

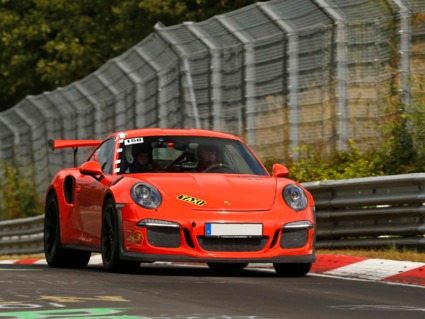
[44,128,315,276]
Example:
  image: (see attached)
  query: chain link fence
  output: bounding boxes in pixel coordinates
[0,0,424,197]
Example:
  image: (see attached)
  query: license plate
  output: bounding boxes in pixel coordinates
[205,223,263,238]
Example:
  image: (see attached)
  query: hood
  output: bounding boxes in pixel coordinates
[140,174,277,211]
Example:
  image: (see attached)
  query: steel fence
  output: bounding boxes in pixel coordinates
[0,0,424,197]
[0,215,44,255]
[305,173,425,249]
[1,174,424,255]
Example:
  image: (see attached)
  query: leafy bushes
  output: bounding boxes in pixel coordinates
[263,98,425,182]
[262,141,385,182]
[0,161,42,220]
[286,141,385,182]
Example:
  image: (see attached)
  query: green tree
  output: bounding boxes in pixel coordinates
[0,0,258,111]
[0,161,42,220]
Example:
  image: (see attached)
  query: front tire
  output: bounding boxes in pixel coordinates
[44,193,91,268]
[273,262,312,277]
[101,198,140,273]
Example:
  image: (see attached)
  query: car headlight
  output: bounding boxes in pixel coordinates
[282,184,308,211]
[131,183,162,209]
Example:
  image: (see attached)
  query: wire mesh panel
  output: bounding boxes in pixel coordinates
[331,0,398,149]
[136,77,160,128]
[158,67,182,128]
[0,120,16,164]
[114,89,137,132]
[0,0,424,198]
[1,109,33,179]
[15,100,50,192]
[49,86,89,139]
[410,0,425,104]
[97,60,135,95]
[250,34,288,157]
[218,45,246,134]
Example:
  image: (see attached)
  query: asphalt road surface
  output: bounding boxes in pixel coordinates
[0,262,423,319]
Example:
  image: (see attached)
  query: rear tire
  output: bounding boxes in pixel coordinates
[101,198,140,273]
[44,193,91,268]
[273,262,312,277]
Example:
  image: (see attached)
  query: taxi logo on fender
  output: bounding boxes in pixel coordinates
[177,194,206,206]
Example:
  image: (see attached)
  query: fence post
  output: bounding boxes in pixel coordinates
[132,46,163,128]
[393,0,412,108]
[215,15,257,150]
[257,3,300,158]
[154,23,201,129]
[313,0,349,152]
[185,22,223,132]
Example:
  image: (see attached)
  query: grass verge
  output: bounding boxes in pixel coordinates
[317,248,425,263]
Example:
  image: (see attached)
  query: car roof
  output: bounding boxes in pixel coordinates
[108,128,241,141]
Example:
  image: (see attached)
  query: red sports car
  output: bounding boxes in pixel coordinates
[44,128,315,276]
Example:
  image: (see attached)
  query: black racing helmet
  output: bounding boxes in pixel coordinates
[132,142,152,160]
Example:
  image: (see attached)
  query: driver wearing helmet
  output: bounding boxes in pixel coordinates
[127,144,152,173]
[197,144,218,171]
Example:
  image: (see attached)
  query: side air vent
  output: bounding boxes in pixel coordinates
[64,176,75,204]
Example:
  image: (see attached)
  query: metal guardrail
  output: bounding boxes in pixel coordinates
[0,215,44,255]
[1,174,425,255]
[306,174,425,250]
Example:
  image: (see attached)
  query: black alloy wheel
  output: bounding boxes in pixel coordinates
[101,198,140,273]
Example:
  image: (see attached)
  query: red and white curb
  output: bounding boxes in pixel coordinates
[310,254,425,287]
[0,254,103,266]
[1,254,424,287]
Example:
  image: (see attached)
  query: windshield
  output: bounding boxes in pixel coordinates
[118,136,268,176]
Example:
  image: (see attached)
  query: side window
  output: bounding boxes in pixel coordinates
[89,139,115,174]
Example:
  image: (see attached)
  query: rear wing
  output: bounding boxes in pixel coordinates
[48,139,102,167]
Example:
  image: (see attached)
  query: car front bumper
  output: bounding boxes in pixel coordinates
[116,203,316,264]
